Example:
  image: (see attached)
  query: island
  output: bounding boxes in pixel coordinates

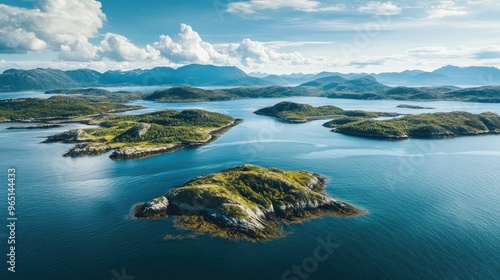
[6,124,64,130]
[323,111,500,139]
[133,164,364,241]
[254,101,399,123]
[45,88,147,103]
[144,86,318,102]
[0,95,141,123]
[397,104,434,109]
[44,109,240,159]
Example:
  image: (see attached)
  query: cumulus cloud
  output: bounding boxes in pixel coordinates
[226,0,345,14]
[227,38,308,66]
[357,1,401,15]
[427,1,469,19]
[0,0,105,60]
[99,33,160,62]
[0,28,47,53]
[149,24,310,68]
[152,24,233,65]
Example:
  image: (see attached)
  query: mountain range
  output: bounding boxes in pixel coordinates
[1,64,500,92]
[0,64,272,91]
[258,65,500,86]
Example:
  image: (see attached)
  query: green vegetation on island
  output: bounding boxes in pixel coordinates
[397,104,434,109]
[44,109,239,159]
[133,164,364,241]
[254,101,399,123]
[45,88,147,103]
[0,95,141,122]
[145,86,234,102]
[324,111,500,139]
[34,79,500,104]
[144,86,319,102]
[6,124,64,130]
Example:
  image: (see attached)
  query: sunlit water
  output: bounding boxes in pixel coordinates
[0,94,499,280]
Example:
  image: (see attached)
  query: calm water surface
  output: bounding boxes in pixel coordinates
[0,94,499,280]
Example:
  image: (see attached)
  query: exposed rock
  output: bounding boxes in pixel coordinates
[133,165,364,241]
[43,129,93,143]
[134,197,169,219]
[63,143,112,157]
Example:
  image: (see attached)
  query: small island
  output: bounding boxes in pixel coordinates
[44,109,240,159]
[45,88,147,103]
[397,104,434,109]
[0,95,142,123]
[324,111,500,139]
[133,165,364,241]
[6,124,64,130]
[255,101,398,123]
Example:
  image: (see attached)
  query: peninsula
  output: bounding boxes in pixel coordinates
[324,111,500,139]
[254,101,398,123]
[133,165,364,241]
[44,109,239,159]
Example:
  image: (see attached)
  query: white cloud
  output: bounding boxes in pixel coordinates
[150,24,310,68]
[408,45,500,60]
[227,38,308,67]
[427,1,469,19]
[358,1,402,15]
[99,33,161,62]
[0,0,105,60]
[58,38,100,61]
[0,28,47,53]
[152,24,234,65]
[226,0,345,14]
[228,39,271,65]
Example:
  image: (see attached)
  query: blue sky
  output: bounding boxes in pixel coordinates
[1,0,500,74]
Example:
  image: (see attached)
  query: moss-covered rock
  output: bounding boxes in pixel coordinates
[133,165,364,241]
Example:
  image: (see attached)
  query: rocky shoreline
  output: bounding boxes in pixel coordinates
[133,165,365,241]
[110,119,242,160]
[47,118,243,160]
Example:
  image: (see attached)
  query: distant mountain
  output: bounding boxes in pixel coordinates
[3,64,500,92]
[0,68,80,91]
[432,65,500,85]
[300,76,390,93]
[312,71,365,80]
[373,66,500,86]
[0,64,273,91]
[261,73,316,85]
[300,75,500,102]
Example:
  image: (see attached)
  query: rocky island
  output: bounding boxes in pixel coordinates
[324,111,500,139]
[397,104,434,109]
[133,165,364,241]
[254,101,399,123]
[44,109,240,159]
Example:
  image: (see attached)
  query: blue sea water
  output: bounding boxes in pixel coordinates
[0,95,499,280]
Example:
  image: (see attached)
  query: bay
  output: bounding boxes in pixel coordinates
[0,95,499,280]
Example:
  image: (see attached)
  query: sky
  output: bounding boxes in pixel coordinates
[0,0,500,74]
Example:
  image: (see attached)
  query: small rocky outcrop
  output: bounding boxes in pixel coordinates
[63,143,112,157]
[134,197,169,219]
[43,129,93,143]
